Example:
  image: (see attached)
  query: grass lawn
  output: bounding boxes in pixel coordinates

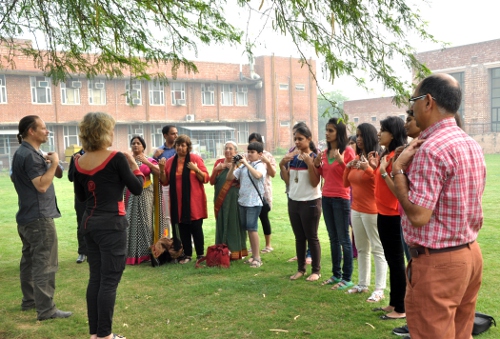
[0,155,499,339]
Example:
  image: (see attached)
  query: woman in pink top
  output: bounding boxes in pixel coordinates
[343,124,388,302]
[314,118,355,290]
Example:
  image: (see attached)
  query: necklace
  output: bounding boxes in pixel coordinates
[294,156,304,183]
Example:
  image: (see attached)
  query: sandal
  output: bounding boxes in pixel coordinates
[321,276,342,286]
[249,259,263,268]
[290,271,305,280]
[346,285,369,294]
[179,256,192,264]
[111,334,126,339]
[331,280,354,291]
[261,247,274,253]
[306,273,321,281]
[244,257,254,264]
[366,290,385,303]
[287,256,298,262]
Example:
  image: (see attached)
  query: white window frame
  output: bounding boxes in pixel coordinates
[60,79,81,105]
[236,85,248,106]
[149,81,165,105]
[40,125,55,153]
[150,124,164,148]
[30,76,52,104]
[128,124,144,143]
[280,121,290,127]
[0,75,6,103]
[279,83,289,90]
[201,83,215,106]
[295,84,305,91]
[353,117,359,123]
[221,84,233,106]
[371,116,377,122]
[63,126,80,149]
[236,123,249,143]
[171,82,186,105]
[88,80,106,105]
[126,80,142,105]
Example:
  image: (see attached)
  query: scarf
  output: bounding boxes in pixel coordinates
[169,153,192,225]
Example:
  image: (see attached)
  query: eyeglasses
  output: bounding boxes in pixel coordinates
[407,94,436,117]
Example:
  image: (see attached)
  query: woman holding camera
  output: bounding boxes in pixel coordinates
[210,141,248,260]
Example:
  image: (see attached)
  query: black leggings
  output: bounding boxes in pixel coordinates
[178,219,204,257]
[259,207,272,236]
[377,213,406,313]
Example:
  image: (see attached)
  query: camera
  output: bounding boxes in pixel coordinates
[233,154,243,163]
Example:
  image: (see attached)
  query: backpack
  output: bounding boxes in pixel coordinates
[473,312,496,336]
[195,244,230,268]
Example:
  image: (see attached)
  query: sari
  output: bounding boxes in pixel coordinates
[213,159,248,260]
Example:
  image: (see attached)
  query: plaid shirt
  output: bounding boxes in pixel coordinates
[403,117,486,249]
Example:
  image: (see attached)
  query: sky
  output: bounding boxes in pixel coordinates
[188,0,500,101]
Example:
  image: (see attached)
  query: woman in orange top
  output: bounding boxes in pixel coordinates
[368,116,407,320]
[343,124,388,303]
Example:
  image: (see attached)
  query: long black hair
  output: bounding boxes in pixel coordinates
[294,124,317,154]
[356,123,380,156]
[326,118,348,154]
[380,116,407,155]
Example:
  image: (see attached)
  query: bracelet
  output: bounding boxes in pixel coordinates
[391,169,405,178]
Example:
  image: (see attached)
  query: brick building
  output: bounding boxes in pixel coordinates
[0,40,318,170]
[343,38,500,153]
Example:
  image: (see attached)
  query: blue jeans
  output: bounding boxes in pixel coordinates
[238,205,262,232]
[322,197,353,281]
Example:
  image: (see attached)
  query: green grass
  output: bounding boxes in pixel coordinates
[0,155,499,339]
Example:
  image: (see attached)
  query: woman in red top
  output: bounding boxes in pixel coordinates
[159,135,209,264]
[368,116,407,320]
[314,118,356,290]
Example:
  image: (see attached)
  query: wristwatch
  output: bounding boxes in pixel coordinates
[381,172,388,179]
[391,169,405,178]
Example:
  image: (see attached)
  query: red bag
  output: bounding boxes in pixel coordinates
[195,244,230,268]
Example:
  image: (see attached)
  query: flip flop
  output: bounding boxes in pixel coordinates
[372,307,388,312]
[290,272,305,280]
[287,256,298,262]
[306,273,321,281]
[321,277,341,286]
[380,314,406,320]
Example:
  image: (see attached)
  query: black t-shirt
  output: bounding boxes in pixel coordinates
[74,151,144,233]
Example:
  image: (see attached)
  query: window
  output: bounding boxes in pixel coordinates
[60,79,81,105]
[280,121,290,127]
[171,82,186,105]
[150,124,164,148]
[279,83,289,90]
[295,84,305,91]
[126,80,142,105]
[221,84,233,106]
[63,126,79,148]
[40,125,55,153]
[353,117,359,123]
[30,76,52,104]
[371,116,377,122]
[491,68,500,132]
[449,72,465,119]
[236,123,249,143]
[236,85,248,106]
[201,83,215,105]
[399,114,406,120]
[149,81,165,105]
[0,75,6,103]
[88,80,106,105]
[128,124,144,142]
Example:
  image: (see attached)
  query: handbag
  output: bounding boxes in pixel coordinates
[195,244,230,268]
[247,164,270,213]
[473,312,496,335]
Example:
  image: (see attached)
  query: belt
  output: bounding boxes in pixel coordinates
[409,241,474,259]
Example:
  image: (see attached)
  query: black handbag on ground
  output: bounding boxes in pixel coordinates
[247,164,270,213]
[473,312,496,335]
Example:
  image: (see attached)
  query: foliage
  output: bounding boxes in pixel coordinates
[1,0,435,105]
[317,89,349,137]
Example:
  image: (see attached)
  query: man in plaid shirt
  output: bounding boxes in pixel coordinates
[393,73,486,339]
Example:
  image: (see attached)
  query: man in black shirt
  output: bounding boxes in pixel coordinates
[11,115,72,321]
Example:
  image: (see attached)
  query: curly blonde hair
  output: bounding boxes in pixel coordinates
[79,112,115,151]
